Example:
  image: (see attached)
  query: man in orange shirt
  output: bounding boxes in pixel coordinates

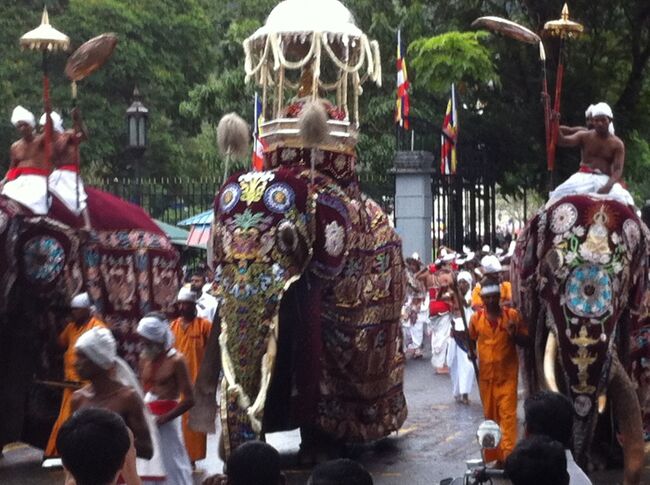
[471,255,513,310]
[469,282,529,466]
[44,292,106,459]
[170,287,212,466]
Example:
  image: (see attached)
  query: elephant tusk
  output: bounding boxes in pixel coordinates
[598,394,607,414]
[544,332,560,392]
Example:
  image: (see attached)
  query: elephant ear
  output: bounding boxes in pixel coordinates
[310,188,351,279]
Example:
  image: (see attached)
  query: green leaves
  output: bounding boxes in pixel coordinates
[409,32,499,95]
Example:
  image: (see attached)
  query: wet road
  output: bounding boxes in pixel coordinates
[2,356,649,484]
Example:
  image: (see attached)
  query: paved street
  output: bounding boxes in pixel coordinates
[1,355,649,484]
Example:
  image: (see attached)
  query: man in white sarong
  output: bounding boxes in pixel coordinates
[137,313,194,485]
[71,327,165,484]
[2,106,49,214]
[41,109,91,226]
[447,271,476,404]
[549,102,634,207]
[430,290,453,374]
[403,253,426,358]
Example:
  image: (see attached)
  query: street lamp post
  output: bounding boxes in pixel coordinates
[126,87,148,206]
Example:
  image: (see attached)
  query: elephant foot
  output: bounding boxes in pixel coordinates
[298,427,346,467]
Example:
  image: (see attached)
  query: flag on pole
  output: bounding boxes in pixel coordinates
[440,84,458,175]
[252,92,265,171]
[395,29,410,130]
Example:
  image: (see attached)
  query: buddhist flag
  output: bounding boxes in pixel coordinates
[251,92,265,171]
[440,84,458,175]
[395,29,410,130]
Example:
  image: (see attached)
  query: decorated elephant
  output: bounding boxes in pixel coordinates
[193,0,408,458]
[0,187,179,451]
[210,165,406,456]
[512,194,649,484]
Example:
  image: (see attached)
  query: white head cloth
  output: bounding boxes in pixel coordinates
[585,104,594,119]
[591,102,613,119]
[481,284,501,296]
[457,271,473,285]
[137,314,174,349]
[441,252,456,263]
[11,105,35,128]
[177,286,197,303]
[39,111,64,134]
[70,292,91,309]
[411,252,420,261]
[481,255,502,274]
[75,327,116,370]
[481,244,491,253]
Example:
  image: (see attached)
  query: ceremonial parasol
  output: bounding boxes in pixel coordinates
[20,7,70,168]
[473,4,583,189]
[64,33,118,211]
[543,4,584,187]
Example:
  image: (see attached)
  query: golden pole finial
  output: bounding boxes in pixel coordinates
[561,4,569,21]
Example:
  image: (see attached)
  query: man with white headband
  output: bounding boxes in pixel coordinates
[552,102,634,207]
[170,287,212,465]
[447,271,475,405]
[71,327,166,484]
[137,313,194,485]
[42,108,91,224]
[1,105,50,214]
[45,292,107,459]
[471,255,512,311]
[467,279,529,466]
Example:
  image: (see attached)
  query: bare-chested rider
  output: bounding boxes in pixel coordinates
[549,102,634,207]
[137,313,194,485]
[1,106,50,214]
[41,109,91,227]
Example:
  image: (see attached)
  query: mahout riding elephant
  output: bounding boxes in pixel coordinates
[206,166,407,457]
[511,194,649,484]
[0,188,179,451]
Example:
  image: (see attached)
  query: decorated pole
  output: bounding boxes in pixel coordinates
[543,4,583,189]
[19,7,70,173]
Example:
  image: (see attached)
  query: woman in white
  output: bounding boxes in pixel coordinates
[446,271,476,404]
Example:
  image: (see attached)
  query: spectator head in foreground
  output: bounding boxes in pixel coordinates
[57,408,130,485]
[307,458,374,485]
[505,435,569,485]
[226,440,284,485]
[524,390,574,448]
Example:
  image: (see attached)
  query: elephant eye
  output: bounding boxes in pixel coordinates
[219,183,241,213]
[263,183,295,214]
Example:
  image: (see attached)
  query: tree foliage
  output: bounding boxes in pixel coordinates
[0,0,647,202]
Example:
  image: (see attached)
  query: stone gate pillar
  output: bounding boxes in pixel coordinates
[391,151,434,264]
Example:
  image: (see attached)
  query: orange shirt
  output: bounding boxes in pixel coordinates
[468,307,526,383]
[471,281,512,309]
[58,317,106,381]
[170,317,212,381]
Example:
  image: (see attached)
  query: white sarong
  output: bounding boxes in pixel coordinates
[144,392,193,485]
[49,168,87,215]
[1,175,49,214]
[447,314,476,397]
[548,171,634,208]
[429,313,452,368]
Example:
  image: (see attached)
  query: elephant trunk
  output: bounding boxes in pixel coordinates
[543,331,560,392]
[609,357,644,485]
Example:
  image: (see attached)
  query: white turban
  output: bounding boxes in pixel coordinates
[75,327,117,370]
[11,105,35,128]
[457,271,473,285]
[441,252,456,263]
[137,314,174,349]
[591,102,613,119]
[411,252,420,262]
[585,104,594,120]
[480,284,501,296]
[39,111,64,134]
[177,287,197,303]
[481,255,502,274]
[70,292,91,309]
[481,244,491,253]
